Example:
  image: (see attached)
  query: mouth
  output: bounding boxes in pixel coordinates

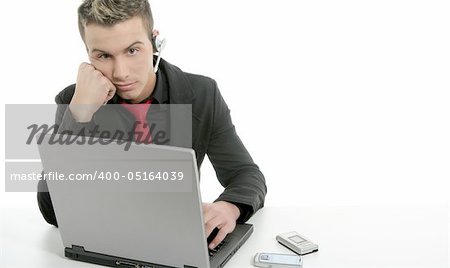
[115,82,137,91]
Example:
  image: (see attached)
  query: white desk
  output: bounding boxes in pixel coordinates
[1,206,448,267]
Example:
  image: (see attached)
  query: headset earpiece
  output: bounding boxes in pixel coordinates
[154,36,166,53]
[153,35,166,73]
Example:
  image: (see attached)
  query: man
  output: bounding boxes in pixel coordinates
[37,0,266,250]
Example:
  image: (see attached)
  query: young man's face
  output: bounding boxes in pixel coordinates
[84,16,155,103]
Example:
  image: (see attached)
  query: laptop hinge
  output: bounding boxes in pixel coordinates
[65,245,86,260]
[70,245,85,252]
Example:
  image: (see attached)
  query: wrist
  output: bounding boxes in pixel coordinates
[69,105,94,122]
[69,100,97,122]
[218,201,240,221]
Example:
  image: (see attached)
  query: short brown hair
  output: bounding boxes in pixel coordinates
[78,0,154,43]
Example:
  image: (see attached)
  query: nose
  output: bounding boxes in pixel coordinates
[112,58,129,81]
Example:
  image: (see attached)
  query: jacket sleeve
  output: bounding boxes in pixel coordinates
[37,174,58,227]
[206,80,267,222]
[36,90,96,227]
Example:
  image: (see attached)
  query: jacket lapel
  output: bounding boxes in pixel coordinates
[158,59,201,149]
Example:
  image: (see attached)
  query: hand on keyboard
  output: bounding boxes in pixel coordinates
[202,201,240,249]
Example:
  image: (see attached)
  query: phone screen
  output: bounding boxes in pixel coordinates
[261,253,300,264]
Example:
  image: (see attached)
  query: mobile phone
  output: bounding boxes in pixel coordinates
[253,252,302,268]
[276,231,318,255]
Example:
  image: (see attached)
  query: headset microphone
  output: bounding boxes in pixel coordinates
[153,36,166,73]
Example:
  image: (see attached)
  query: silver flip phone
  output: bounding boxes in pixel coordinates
[253,252,302,268]
[276,231,318,255]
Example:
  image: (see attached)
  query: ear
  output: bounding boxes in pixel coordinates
[152,29,160,38]
[151,29,160,52]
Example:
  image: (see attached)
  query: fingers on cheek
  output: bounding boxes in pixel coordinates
[79,62,89,71]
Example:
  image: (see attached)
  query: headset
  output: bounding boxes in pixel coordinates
[152,35,166,73]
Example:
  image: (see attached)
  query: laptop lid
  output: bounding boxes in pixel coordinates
[38,133,211,267]
[37,133,252,268]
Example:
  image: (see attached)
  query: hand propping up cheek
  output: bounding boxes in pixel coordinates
[69,62,116,122]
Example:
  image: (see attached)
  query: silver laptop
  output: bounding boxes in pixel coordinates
[37,133,253,268]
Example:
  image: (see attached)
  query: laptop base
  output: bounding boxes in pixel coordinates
[65,223,253,268]
[65,245,184,268]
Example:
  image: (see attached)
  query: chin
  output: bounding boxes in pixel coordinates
[119,90,144,103]
[117,92,134,101]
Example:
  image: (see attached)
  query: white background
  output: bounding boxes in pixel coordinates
[0,0,449,266]
[0,1,449,211]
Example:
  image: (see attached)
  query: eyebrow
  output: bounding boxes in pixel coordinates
[91,41,145,54]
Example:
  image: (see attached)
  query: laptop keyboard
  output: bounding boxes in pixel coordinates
[208,240,226,258]
[207,228,227,258]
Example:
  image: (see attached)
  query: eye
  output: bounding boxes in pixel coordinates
[98,53,111,59]
[128,48,139,55]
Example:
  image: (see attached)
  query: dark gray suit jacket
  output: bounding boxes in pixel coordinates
[37,58,267,226]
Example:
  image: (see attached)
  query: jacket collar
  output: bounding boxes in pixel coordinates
[158,57,196,104]
[157,58,200,148]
